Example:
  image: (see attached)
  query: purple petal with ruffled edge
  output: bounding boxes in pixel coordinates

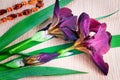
[59,16,78,41]
[85,24,112,75]
[59,8,73,21]
[91,54,109,75]
[78,12,90,39]
[60,16,77,31]
[90,19,106,32]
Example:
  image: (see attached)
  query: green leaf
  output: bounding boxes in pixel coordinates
[0,43,81,70]
[111,35,120,48]
[0,35,120,71]
[96,10,119,20]
[0,0,73,51]
[0,34,120,62]
[31,31,53,42]
[0,66,10,71]
[0,66,87,80]
[1,38,39,53]
[0,42,75,61]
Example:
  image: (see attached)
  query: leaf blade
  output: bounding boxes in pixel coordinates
[96,10,119,20]
[0,66,87,80]
[0,0,73,51]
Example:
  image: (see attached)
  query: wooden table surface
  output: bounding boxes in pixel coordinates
[0,0,120,80]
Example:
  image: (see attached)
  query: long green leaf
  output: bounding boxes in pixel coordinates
[0,66,87,80]
[0,0,72,51]
[111,35,120,48]
[0,35,120,71]
[0,42,75,61]
[96,10,119,20]
[0,35,120,62]
[0,43,81,71]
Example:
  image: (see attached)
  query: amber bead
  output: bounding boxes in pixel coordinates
[32,7,38,12]
[18,12,24,17]
[36,2,44,8]
[7,7,13,12]
[28,0,37,5]
[1,17,7,22]
[37,0,43,3]
[0,9,7,15]
[7,14,17,20]
[13,3,23,10]
[0,20,3,24]
[23,9,32,15]
[22,1,28,5]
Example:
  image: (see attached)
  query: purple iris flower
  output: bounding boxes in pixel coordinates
[47,0,78,41]
[23,53,59,65]
[74,13,112,75]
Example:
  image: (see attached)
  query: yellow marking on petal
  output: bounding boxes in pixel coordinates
[49,27,64,35]
[75,46,89,54]
[74,38,90,54]
[74,39,82,47]
[55,34,65,39]
[24,56,39,65]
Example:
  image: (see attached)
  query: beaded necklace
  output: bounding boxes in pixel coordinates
[0,0,44,24]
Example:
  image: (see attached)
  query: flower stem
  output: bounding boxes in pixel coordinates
[9,39,32,54]
[58,46,75,56]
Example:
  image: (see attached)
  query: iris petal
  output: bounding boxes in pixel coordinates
[91,54,109,75]
[60,16,77,31]
[78,12,90,39]
[60,27,78,41]
[60,16,78,41]
[90,19,106,32]
[49,0,60,31]
[23,53,59,65]
[85,25,111,75]
[59,8,73,21]
[39,53,59,63]
[87,25,111,54]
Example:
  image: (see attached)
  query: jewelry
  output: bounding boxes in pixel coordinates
[0,0,44,24]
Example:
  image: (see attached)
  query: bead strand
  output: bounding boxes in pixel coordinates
[0,0,44,24]
[0,0,43,16]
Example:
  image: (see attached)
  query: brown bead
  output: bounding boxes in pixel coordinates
[7,14,17,20]
[23,9,32,15]
[22,1,28,5]
[36,2,44,8]
[13,3,23,10]
[28,0,37,5]
[18,12,23,17]
[7,7,13,12]
[0,20,3,24]
[32,7,38,12]
[0,9,7,15]
[37,0,43,3]
[1,17,7,22]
